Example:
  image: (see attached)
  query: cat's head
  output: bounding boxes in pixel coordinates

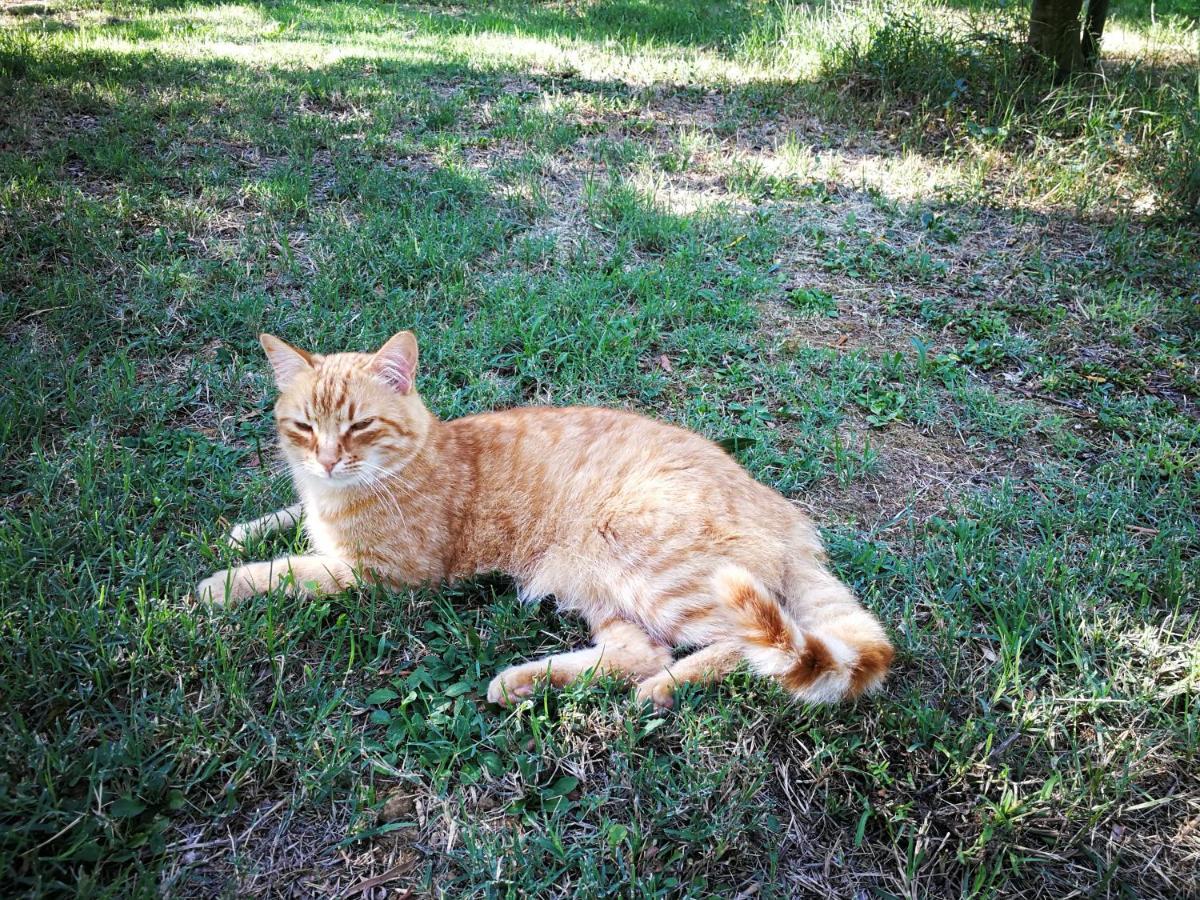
[260,331,430,489]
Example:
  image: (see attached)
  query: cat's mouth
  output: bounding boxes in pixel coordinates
[306,463,361,485]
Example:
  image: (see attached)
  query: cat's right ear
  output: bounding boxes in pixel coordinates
[260,334,314,391]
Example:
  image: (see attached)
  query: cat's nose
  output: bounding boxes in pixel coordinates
[317,449,339,474]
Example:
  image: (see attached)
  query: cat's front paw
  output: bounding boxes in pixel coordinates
[486,664,541,706]
[193,568,251,606]
[634,674,675,711]
[223,522,253,551]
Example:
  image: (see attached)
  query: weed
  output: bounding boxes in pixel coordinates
[786,286,838,317]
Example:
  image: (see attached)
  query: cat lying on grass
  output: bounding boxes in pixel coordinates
[196,331,893,709]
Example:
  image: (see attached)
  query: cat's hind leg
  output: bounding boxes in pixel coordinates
[633,641,742,710]
[636,566,894,709]
[487,618,670,706]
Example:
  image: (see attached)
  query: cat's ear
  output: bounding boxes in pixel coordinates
[370,331,419,395]
[260,334,314,391]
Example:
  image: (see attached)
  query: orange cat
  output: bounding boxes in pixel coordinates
[196,332,894,708]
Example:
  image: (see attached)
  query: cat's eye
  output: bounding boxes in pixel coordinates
[291,420,313,433]
[348,418,376,433]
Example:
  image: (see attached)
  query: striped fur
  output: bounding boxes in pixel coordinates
[197,331,895,709]
[716,566,893,703]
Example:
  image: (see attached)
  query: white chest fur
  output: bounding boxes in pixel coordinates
[302,506,347,558]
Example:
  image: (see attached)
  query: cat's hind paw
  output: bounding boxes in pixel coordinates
[634,674,675,711]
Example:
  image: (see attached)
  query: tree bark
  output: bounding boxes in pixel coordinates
[1028,0,1086,81]
[1081,0,1111,65]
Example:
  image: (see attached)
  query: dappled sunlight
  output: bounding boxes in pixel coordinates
[1103,18,1200,59]
[628,168,749,216]
[5,0,1196,88]
[742,142,976,204]
[1101,619,1200,702]
[74,25,453,70]
[453,30,770,87]
[11,0,773,86]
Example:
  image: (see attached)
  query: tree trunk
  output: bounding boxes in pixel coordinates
[1028,0,1086,81]
[1081,0,1111,65]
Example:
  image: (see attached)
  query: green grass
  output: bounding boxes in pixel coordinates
[1,0,1198,896]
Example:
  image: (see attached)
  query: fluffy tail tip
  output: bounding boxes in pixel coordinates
[714,565,894,704]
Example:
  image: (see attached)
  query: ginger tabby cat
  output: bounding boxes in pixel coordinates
[196,331,894,709]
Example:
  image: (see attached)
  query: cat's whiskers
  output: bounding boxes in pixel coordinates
[355,461,419,503]
[356,460,418,497]
[354,463,414,531]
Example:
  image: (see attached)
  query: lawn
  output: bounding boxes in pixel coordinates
[1,0,1198,896]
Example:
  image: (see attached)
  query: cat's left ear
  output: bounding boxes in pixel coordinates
[370,331,419,394]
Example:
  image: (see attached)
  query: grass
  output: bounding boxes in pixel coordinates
[1,0,1198,896]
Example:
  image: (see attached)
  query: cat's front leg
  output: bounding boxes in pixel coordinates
[194,554,355,606]
[225,503,303,550]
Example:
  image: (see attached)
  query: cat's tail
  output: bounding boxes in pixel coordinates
[715,565,893,703]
